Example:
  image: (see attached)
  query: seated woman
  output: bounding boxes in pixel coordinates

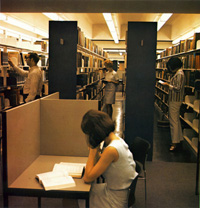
[81,110,138,208]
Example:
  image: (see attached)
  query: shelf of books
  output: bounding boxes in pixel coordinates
[155,32,200,155]
[0,44,49,139]
[76,27,108,107]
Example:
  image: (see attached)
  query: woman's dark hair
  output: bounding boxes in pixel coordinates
[28,52,40,64]
[104,60,113,68]
[81,110,115,148]
[166,57,183,73]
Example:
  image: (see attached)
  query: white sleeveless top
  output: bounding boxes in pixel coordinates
[89,138,138,208]
[103,138,138,190]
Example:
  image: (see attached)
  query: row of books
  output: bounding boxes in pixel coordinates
[155,89,169,105]
[77,71,102,87]
[76,85,101,100]
[77,27,108,58]
[182,54,200,69]
[184,70,200,87]
[0,50,48,67]
[159,33,200,58]
[77,67,102,74]
[77,52,103,68]
[154,98,169,115]
[155,82,169,94]
[0,92,5,111]
[156,70,171,81]
[157,54,200,70]
[156,69,200,87]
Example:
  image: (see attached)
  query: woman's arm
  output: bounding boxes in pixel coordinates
[83,146,118,183]
[170,72,184,92]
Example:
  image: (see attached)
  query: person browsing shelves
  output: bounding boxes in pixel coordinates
[81,109,138,208]
[8,52,43,103]
[162,57,185,152]
[103,60,119,118]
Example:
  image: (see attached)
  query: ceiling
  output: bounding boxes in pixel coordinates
[1,13,200,60]
[2,0,200,13]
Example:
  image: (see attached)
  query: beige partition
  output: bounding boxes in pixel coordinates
[41,92,59,100]
[4,96,98,188]
[40,99,98,156]
[5,99,41,186]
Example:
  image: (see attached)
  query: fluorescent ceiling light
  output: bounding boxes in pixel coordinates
[34,28,48,37]
[111,31,119,44]
[6,16,34,32]
[0,26,41,41]
[107,21,116,32]
[0,14,48,38]
[157,13,173,31]
[103,13,119,44]
[103,13,112,21]
[43,13,64,21]
[6,31,20,38]
[104,49,126,53]
[0,13,6,21]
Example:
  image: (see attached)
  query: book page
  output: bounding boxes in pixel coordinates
[42,176,75,191]
[53,163,85,178]
[36,170,69,183]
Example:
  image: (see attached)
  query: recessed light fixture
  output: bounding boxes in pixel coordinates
[156,13,173,31]
[103,13,119,44]
[0,13,48,38]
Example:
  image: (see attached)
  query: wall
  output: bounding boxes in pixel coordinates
[170,14,200,40]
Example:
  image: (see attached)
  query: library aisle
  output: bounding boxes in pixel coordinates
[0,92,198,208]
[113,92,198,208]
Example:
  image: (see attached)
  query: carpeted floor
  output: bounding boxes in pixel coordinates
[133,161,199,208]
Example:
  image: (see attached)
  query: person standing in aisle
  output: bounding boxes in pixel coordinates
[8,52,43,103]
[103,60,119,118]
[163,57,185,152]
[81,109,138,208]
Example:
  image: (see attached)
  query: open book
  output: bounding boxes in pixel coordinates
[36,170,75,191]
[36,162,85,191]
[53,162,86,178]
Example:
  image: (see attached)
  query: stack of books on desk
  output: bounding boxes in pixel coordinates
[36,162,86,191]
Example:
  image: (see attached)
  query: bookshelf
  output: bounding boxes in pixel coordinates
[0,44,49,139]
[49,21,107,107]
[155,32,200,156]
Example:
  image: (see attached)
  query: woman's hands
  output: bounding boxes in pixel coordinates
[162,82,169,86]
[83,145,118,183]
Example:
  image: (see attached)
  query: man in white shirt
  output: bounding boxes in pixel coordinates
[8,52,43,103]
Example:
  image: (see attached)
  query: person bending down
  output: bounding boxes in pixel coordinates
[81,109,138,208]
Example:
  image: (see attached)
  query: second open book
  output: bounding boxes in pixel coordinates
[36,162,86,191]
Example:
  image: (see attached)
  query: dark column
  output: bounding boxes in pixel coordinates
[49,21,78,99]
[125,22,157,160]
